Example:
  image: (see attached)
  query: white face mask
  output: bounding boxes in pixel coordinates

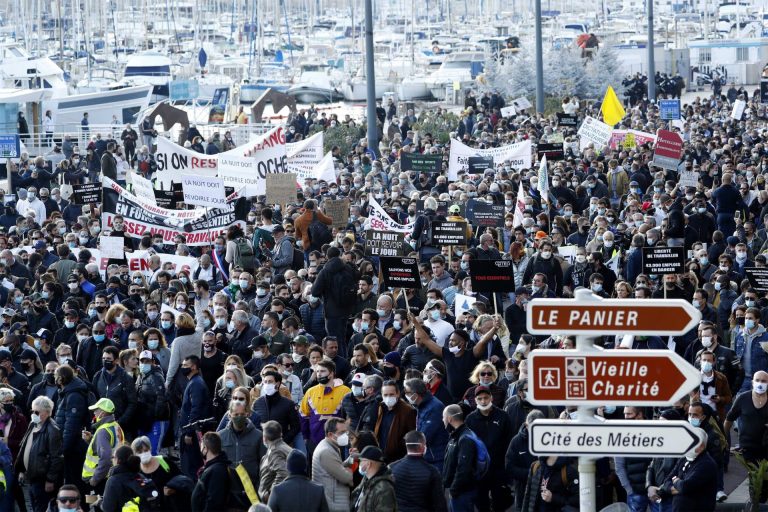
[139,452,153,464]
[383,396,397,408]
[262,383,277,396]
[449,345,460,354]
[336,432,349,446]
[701,336,712,348]
[754,381,768,394]
[476,402,492,411]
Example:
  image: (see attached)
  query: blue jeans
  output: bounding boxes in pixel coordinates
[138,420,169,455]
[292,433,307,455]
[449,489,477,512]
[628,492,650,512]
[649,498,672,512]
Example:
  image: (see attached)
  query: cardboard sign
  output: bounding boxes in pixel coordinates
[100,236,125,259]
[659,99,681,120]
[400,153,442,173]
[537,143,565,161]
[154,190,176,209]
[324,199,350,228]
[512,97,533,110]
[181,174,227,208]
[469,259,515,292]
[500,106,516,118]
[679,171,699,188]
[454,293,477,318]
[467,156,495,174]
[265,172,298,206]
[364,230,406,257]
[430,221,468,246]
[642,246,685,275]
[745,267,768,292]
[556,113,578,127]
[466,200,505,228]
[129,172,157,206]
[71,183,102,204]
[380,257,421,289]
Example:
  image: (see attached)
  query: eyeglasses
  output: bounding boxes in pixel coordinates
[479,372,494,377]
[93,331,105,334]
[282,362,293,367]
[57,496,79,504]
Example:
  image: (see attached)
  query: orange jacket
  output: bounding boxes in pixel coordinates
[294,208,333,248]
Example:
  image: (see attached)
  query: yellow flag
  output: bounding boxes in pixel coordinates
[601,86,626,126]
[235,463,260,504]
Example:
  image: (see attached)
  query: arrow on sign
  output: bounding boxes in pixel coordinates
[528,349,701,406]
[526,297,701,336]
[529,419,703,457]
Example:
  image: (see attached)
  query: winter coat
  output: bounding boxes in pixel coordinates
[311,256,358,318]
[267,474,329,512]
[136,366,170,429]
[101,464,155,512]
[92,366,137,426]
[520,457,579,512]
[218,419,266,488]
[389,455,447,512]
[54,378,88,453]
[372,399,416,462]
[14,418,63,483]
[442,424,477,497]
[191,453,231,512]
[258,439,292,501]
[415,393,448,468]
[465,406,514,483]
[165,330,202,388]
[351,466,397,512]
[312,437,354,512]
[252,393,301,444]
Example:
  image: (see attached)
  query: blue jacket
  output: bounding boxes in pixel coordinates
[181,375,210,435]
[299,303,326,342]
[54,378,89,453]
[416,393,448,468]
[734,325,768,391]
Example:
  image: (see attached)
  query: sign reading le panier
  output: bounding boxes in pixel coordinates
[364,230,406,257]
[430,221,468,246]
[469,259,515,292]
[380,257,421,289]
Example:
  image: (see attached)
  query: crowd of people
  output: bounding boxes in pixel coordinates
[0,76,767,512]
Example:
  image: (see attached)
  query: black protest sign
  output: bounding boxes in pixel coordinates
[641,246,685,275]
[401,153,442,173]
[364,230,406,257]
[536,143,565,161]
[745,267,768,292]
[469,259,515,292]
[556,113,578,127]
[381,257,421,289]
[430,221,468,246]
[466,200,505,227]
[416,200,465,217]
[467,156,494,174]
[71,183,102,204]
[171,182,184,203]
[761,81,768,105]
[154,190,176,209]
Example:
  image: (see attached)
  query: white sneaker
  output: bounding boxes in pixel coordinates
[716,491,728,502]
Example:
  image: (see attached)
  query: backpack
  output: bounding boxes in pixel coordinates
[292,247,305,271]
[233,237,255,271]
[308,211,332,250]
[331,262,358,305]
[465,429,490,479]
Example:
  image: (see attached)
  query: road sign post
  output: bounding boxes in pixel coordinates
[527,289,702,512]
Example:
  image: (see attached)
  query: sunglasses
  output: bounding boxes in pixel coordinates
[58,496,79,504]
[93,330,105,334]
[479,372,494,377]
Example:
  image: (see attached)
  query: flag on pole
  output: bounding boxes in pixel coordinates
[601,86,626,126]
[537,154,549,201]
[513,181,526,228]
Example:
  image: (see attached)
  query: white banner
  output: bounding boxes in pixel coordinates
[286,132,324,178]
[218,126,288,196]
[128,171,157,205]
[578,116,613,149]
[295,151,337,188]
[181,174,227,207]
[448,139,532,180]
[155,137,218,187]
[124,250,199,278]
[364,197,415,233]
[99,236,125,259]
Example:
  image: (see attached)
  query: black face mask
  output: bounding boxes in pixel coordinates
[317,375,330,385]
[102,360,114,371]
[382,365,397,378]
[45,373,55,386]
[180,367,192,377]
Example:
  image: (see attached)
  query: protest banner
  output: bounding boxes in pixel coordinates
[536,143,565,161]
[642,246,685,275]
[365,197,414,233]
[653,130,684,170]
[266,172,298,206]
[469,260,515,292]
[71,183,102,204]
[380,257,421,289]
[101,177,244,246]
[128,172,157,206]
[679,171,699,188]
[155,137,218,185]
[123,250,199,279]
[99,236,125,259]
[286,132,324,177]
[448,138,531,180]
[467,156,494,174]
[219,126,288,196]
[153,190,176,209]
[430,221,468,246]
[577,116,612,148]
[746,267,768,293]
[556,113,578,127]
[607,130,656,150]
[324,199,350,228]
[364,230,406,257]
[401,153,443,173]
[181,175,227,208]
[466,200,505,228]
[293,151,337,188]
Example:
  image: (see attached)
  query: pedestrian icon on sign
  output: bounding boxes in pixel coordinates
[538,367,560,389]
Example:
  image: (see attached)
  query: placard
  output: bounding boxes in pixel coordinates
[181,174,227,207]
[679,171,699,188]
[0,134,20,158]
[500,106,516,118]
[467,156,494,174]
[380,257,421,289]
[400,153,442,173]
[129,172,157,206]
[100,236,125,259]
[577,116,612,148]
[659,99,681,120]
[731,99,746,120]
[364,230,406,257]
[71,183,102,204]
[556,113,578,127]
[153,190,176,209]
[265,172,298,205]
[745,267,768,292]
[466,200,505,228]
[653,129,684,170]
[641,246,685,275]
[512,97,532,110]
[454,293,477,318]
[324,199,350,228]
[536,143,565,161]
[430,221,468,246]
[469,259,515,292]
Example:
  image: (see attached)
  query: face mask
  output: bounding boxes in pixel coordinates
[701,336,712,348]
[262,383,277,395]
[688,416,702,428]
[430,310,441,321]
[736,251,747,260]
[317,375,330,385]
[383,396,397,408]
[449,345,460,354]
[576,254,586,263]
[604,405,616,414]
[139,451,153,464]
[754,382,768,394]
[360,321,369,331]
[540,251,552,259]
[479,376,493,386]
[701,361,714,374]
[161,320,173,330]
[102,360,114,370]
[477,402,492,411]
[352,385,364,397]
[746,319,757,330]
[714,282,722,291]
[423,372,433,383]
[128,341,138,350]
[30,413,41,424]
[592,283,603,293]
[336,432,349,446]
[718,265,728,272]
[253,350,264,359]
[176,304,187,312]
[58,356,69,365]
[699,257,708,266]
[148,339,159,350]
[376,308,387,318]
[14,296,22,305]
[93,334,105,343]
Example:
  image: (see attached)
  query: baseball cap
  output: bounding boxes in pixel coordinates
[88,398,115,413]
[448,204,461,214]
[350,372,366,386]
[139,350,153,361]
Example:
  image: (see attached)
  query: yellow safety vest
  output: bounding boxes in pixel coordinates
[0,469,6,491]
[122,497,140,512]
[82,421,124,480]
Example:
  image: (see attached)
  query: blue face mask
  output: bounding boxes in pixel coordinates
[41,291,49,299]
[147,339,159,350]
[93,334,105,343]
[746,319,757,330]
[604,405,616,415]
[376,309,387,318]
[392,321,401,331]
[430,310,441,321]
[139,363,151,374]
[360,321,369,332]
[88,309,97,317]
[13,296,22,304]
[161,320,173,330]
[688,416,701,428]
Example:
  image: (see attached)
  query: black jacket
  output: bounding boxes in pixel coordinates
[92,366,137,426]
[54,378,88,453]
[191,453,232,512]
[465,406,513,482]
[101,465,156,512]
[311,256,358,317]
[389,454,447,512]
[252,393,301,443]
[76,338,118,381]
[136,366,170,429]
[267,474,329,512]
[442,424,476,496]
[229,325,259,363]
[521,457,579,512]
[506,424,537,503]
[14,418,63,483]
[659,453,718,512]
